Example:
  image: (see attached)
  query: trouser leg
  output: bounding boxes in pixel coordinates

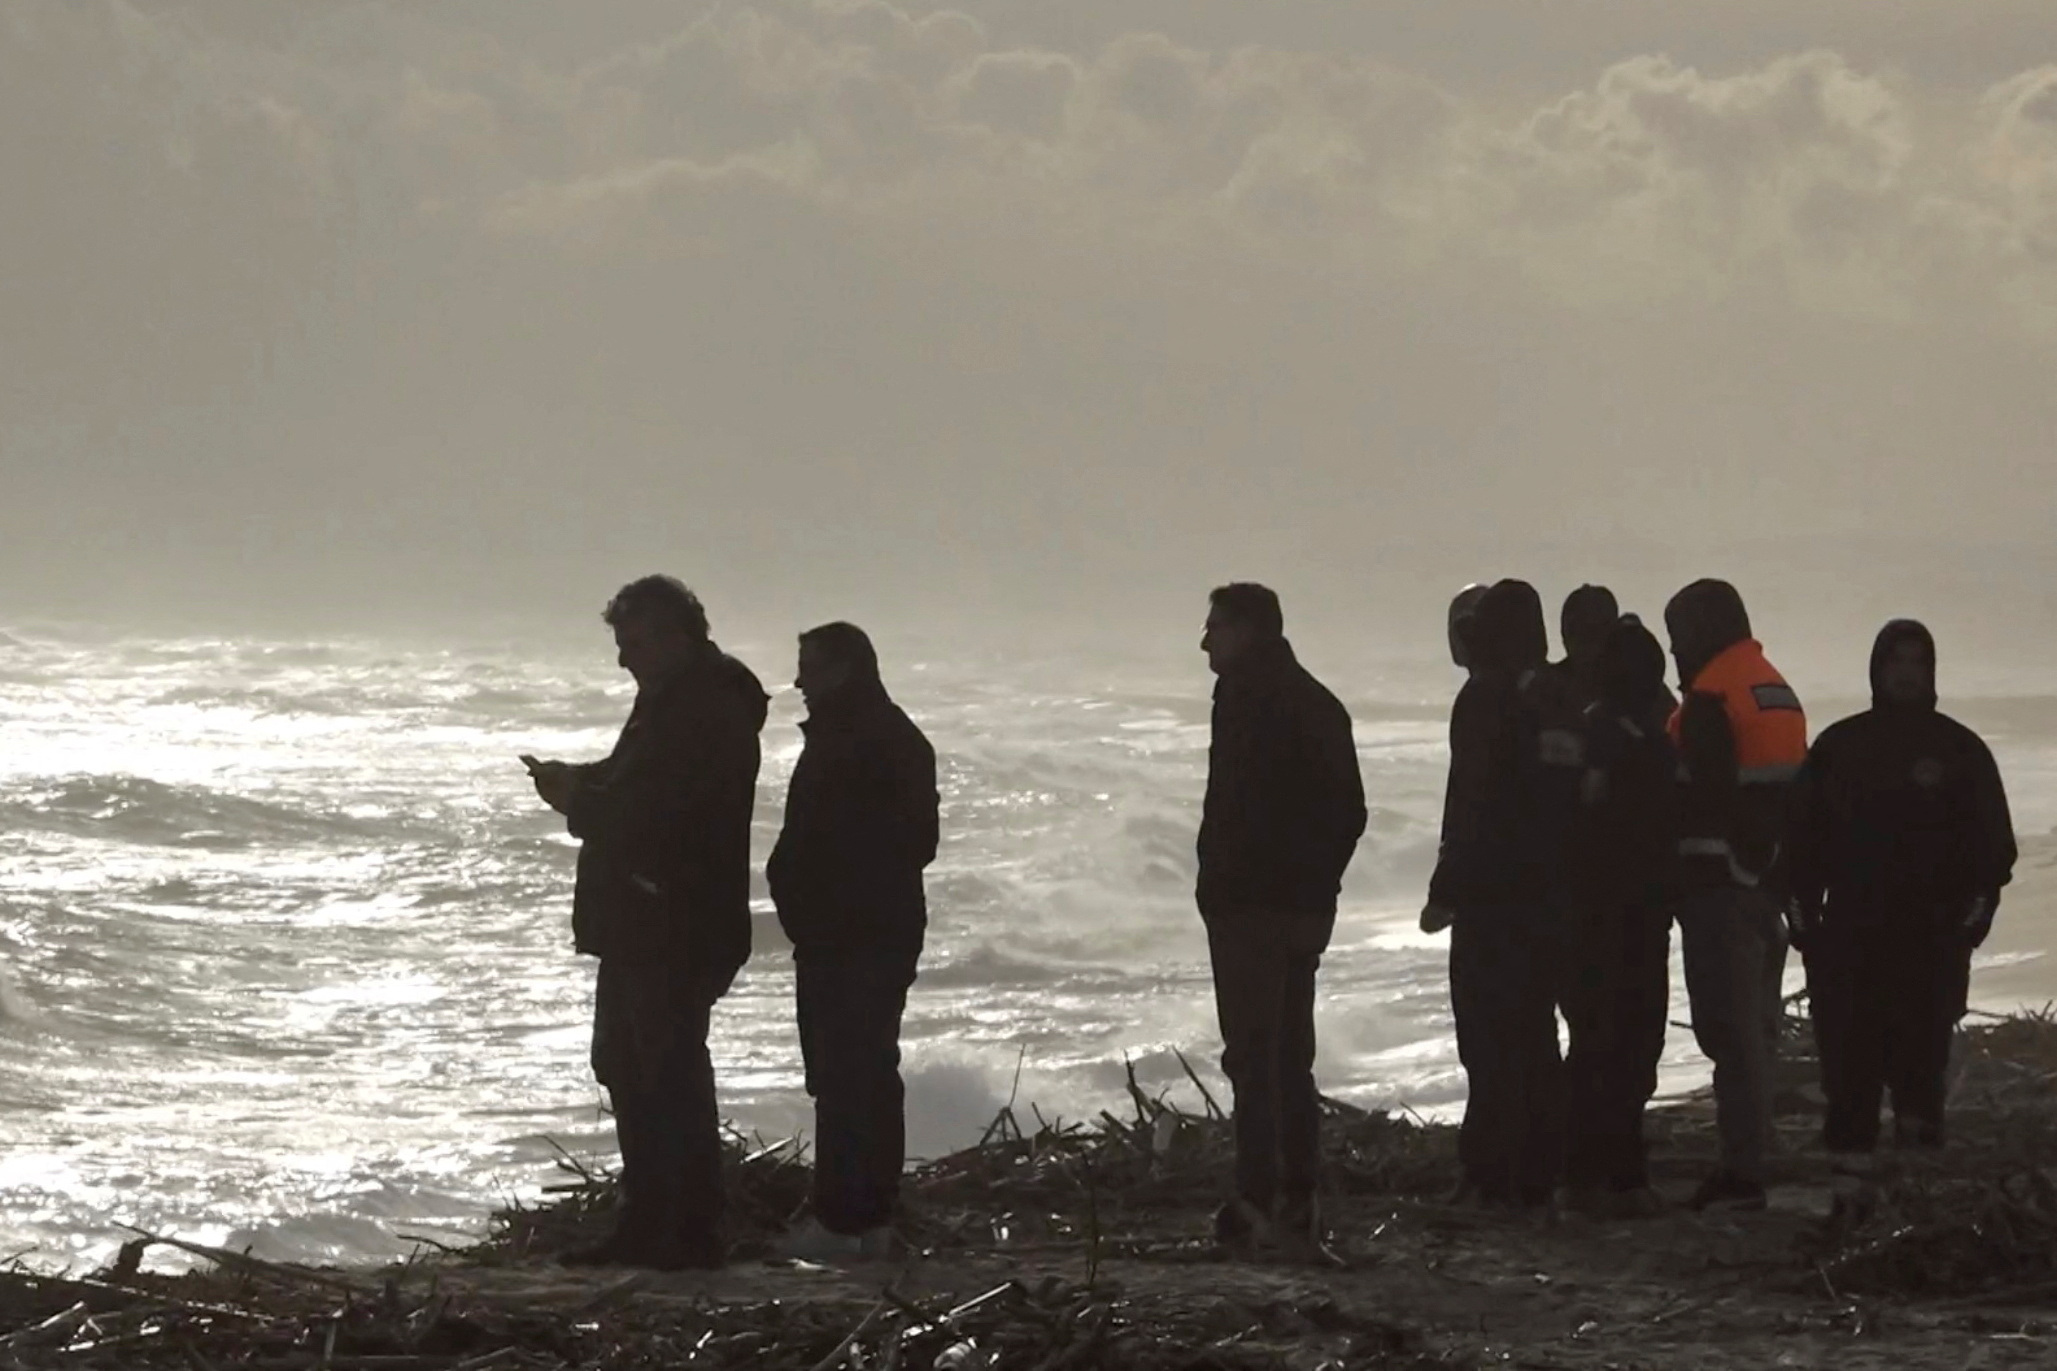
[1453,905,1560,1203]
[1208,918,1285,1209]
[1885,933,1961,1148]
[593,958,724,1248]
[1806,930,1885,1155]
[799,953,915,1234]
[1678,890,1774,1183]
[1277,916,1329,1203]
[1559,906,1610,1192]
[1607,905,1671,1191]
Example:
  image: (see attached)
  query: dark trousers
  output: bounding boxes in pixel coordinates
[1204,912,1331,1210]
[1676,887,1786,1183]
[1561,902,1670,1192]
[796,951,917,1235]
[1805,918,1967,1153]
[592,958,725,1246]
[1451,904,1564,1204]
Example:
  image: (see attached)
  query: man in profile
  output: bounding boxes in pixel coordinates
[1664,579,1807,1211]
[768,622,939,1260]
[1786,620,2015,1221]
[1197,583,1367,1255]
[528,576,769,1270]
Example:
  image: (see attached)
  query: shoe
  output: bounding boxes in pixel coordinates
[644,1232,726,1272]
[560,1233,639,1268]
[1689,1170,1767,1213]
[775,1217,866,1262]
[1274,1194,1324,1261]
[1559,1184,1608,1219]
[1602,1187,1666,1220]
[1213,1198,1276,1252]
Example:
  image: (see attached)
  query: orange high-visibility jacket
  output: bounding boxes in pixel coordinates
[1668,639,1808,886]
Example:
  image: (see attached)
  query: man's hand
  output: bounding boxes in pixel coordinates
[1419,902,1457,935]
[527,759,577,815]
[1957,895,1996,949]
[1782,899,1820,953]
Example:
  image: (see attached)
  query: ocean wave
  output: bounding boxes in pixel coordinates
[0,775,426,849]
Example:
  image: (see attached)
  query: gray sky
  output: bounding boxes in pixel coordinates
[3,0,2054,640]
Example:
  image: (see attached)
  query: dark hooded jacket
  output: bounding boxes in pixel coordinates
[1567,619,1683,912]
[567,644,769,986]
[1428,580,1552,910]
[1665,579,1801,892]
[768,667,940,961]
[1785,620,2016,930]
[1197,637,1367,920]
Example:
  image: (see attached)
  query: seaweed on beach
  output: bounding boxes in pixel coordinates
[1802,1008,2057,1303]
[470,1056,1457,1268]
[0,1244,1451,1370]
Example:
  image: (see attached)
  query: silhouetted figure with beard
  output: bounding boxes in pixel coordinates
[769,622,939,1261]
[1198,583,1367,1256]
[527,576,768,1270]
[1561,616,1680,1217]
[1787,620,2015,1222]
[1425,579,1563,1208]
[1663,579,1807,1212]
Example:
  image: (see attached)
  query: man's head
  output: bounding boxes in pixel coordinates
[1598,616,1669,714]
[1870,619,1938,711]
[1468,580,1549,678]
[1663,579,1753,688]
[602,575,709,686]
[796,621,881,710]
[1560,584,1620,669]
[1203,582,1285,676]
[1447,583,1489,671]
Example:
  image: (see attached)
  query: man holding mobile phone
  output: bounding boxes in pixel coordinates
[527,576,768,1270]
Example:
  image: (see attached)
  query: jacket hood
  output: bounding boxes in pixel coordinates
[1447,583,1489,670]
[1665,579,1753,687]
[1560,584,1620,666]
[1598,617,1669,716]
[1869,618,1938,711]
[1472,579,1548,678]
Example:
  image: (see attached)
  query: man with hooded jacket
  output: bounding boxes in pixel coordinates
[1561,616,1680,1215]
[1425,579,1562,1208]
[1786,621,2014,1217]
[1663,579,1808,1211]
[769,622,940,1260]
[529,576,769,1270]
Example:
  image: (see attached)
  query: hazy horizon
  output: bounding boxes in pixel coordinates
[5,0,2055,637]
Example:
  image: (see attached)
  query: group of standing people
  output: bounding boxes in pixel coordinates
[526,576,938,1270]
[530,571,2017,1272]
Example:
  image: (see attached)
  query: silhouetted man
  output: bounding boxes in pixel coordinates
[528,576,768,1270]
[1198,583,1367,1254]
[1422,584,1492,938]
[1664,579,1807,1211]
[1561,617,1679,1217]
[1425,580,1562,1208]
[1786,621,2015,1221]
[768,622,939,1261]
[1532,585,1623,907]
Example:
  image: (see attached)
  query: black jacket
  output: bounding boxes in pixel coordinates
[768,680,939,959]
[1428,580,1552,911]
[1786,620,2016,930]
[1567,619,1683,914]
[567,645,769,985]
[1197,638,1367,920]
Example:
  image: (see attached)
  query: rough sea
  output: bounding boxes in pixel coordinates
[2,624,2052,1270]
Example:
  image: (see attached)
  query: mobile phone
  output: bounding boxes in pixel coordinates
[519,754,544,772]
